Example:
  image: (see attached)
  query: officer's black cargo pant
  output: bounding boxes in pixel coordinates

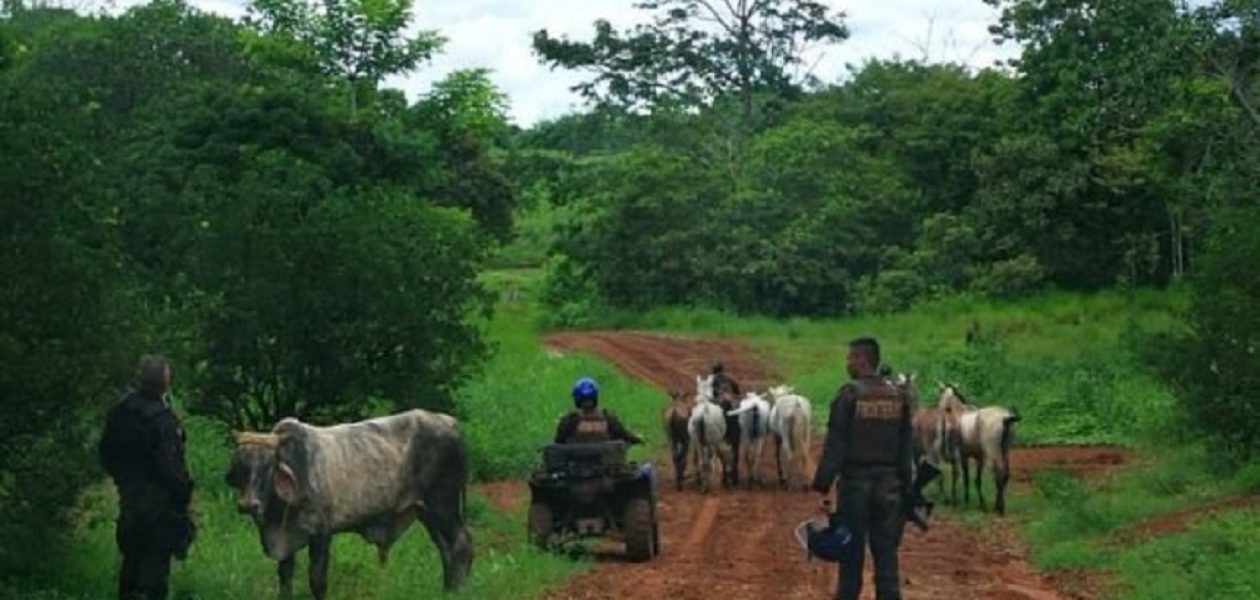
[117,510,173,600]
[836,471,905,600]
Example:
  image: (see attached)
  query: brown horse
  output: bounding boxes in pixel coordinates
[662,388,694,491]
[896,373,950,501]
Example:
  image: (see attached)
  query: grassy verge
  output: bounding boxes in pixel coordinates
[587,288,1186,445]
[1006,447,1260,599]
[466,268,666,478]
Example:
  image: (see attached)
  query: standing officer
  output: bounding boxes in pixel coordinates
[812,337,914,600]
[98,355,195,600]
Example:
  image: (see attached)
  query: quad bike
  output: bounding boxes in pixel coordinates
[527,441,661,561]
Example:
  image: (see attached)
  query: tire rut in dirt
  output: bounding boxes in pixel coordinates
[543,331,780,392]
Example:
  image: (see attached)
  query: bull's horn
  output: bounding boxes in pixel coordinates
[234,432,281,448]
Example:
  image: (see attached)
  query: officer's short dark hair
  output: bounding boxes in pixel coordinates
[137,354,170,395]
[848,337,880,368]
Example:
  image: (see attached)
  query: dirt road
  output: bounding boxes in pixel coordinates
[539,331,1112,600]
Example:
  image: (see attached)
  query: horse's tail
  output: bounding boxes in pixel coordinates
[752,405,762,440]
[668,413,689,447]
[1001,407,1021,455]
[696,408,709,448]
[935,415,951,461]
[787,407,808,456]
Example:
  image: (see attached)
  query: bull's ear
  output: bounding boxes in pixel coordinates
[274,462,299,504]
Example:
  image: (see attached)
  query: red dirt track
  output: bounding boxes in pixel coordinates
[539,331,1105,600]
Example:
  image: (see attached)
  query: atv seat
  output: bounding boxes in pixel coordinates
[542,441,629,476]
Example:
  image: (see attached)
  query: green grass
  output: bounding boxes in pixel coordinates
[581,288,1186,444]
[1007,442,1260,599]
[465,268,666,478]
[7,412,584,600]
[1111,510,1260,599]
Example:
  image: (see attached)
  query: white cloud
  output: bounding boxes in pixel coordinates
[110,0,1018,126]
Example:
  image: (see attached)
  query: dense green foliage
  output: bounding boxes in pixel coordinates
[527,0,1260,318]
[0,0,513,568]
[1146,206,1260,453]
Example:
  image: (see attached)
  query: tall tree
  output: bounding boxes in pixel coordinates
[246,0,443,114]
[533,0,847,139]
[982,0,1203,286]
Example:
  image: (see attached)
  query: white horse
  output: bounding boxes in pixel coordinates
[727,391,772,488]
[938,383,1022,515]
[767,385,812,490]
[688,375,730,493]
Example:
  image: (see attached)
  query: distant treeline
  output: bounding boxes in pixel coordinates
[515,0,1258,318]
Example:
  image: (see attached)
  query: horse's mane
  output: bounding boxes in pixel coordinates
[944,382,971,405]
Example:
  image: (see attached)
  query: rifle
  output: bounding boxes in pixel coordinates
[905,461,941,532]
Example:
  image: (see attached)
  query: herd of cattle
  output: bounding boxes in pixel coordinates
[220,373,1018,598]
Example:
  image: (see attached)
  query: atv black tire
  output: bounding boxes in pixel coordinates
[623,498,654,562]
[652,507,662,556]
[528,503,553,550]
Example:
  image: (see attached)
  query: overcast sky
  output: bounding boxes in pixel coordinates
[112,0,1018,126]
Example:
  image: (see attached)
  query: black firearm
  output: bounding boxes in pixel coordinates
[905,461,941,532]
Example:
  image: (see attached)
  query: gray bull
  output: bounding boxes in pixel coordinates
[226,409,473,598]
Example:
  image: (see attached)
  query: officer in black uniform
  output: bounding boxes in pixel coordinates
[554,377,644,445]
[812,337,914,600]
[98,355,195,600]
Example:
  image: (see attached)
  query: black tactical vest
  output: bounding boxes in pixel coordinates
[571,409,612,443]
[842,376,909,467]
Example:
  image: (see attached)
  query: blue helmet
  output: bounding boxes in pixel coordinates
[572,377,599,408]
[795,514,855,563]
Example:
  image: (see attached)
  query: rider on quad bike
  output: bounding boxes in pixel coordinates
[532,377,660,561]
[554,377,644,445]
